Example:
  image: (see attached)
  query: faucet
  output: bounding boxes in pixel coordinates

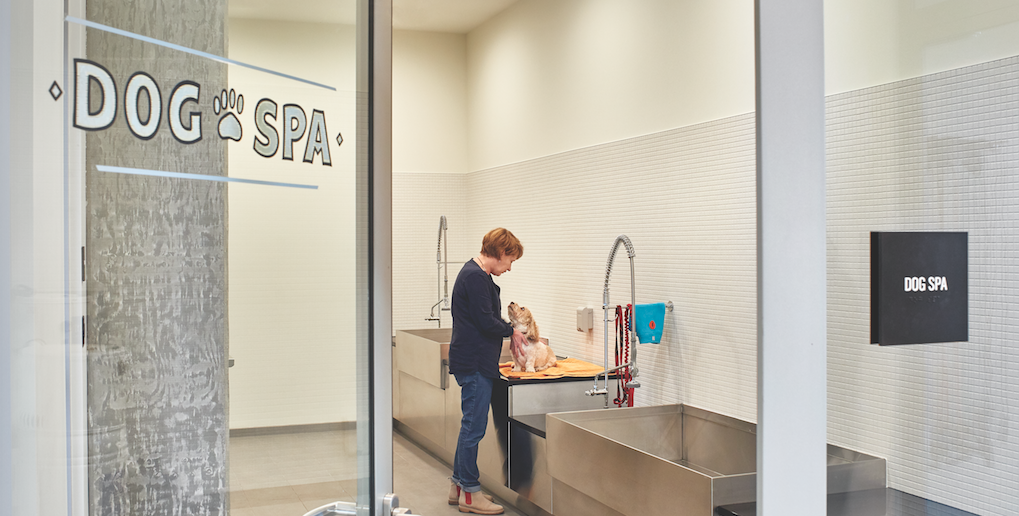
[586,235,640,407]
[426,216,451,327]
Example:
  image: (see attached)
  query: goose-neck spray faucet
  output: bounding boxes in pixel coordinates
[586,235,640,408]
[427,216,450,327]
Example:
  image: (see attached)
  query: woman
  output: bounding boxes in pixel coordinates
[447,228,527,515]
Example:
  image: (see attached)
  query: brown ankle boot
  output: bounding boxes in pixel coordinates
[458,489,504,514]
[448,483,493,505]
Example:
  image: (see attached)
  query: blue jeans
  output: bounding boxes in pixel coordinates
[450,372,493,493]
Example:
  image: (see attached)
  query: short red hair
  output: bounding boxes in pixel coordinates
[480,228,523,259]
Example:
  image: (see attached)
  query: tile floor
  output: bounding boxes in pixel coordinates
[229,428,526,516]
[229,426,979,516]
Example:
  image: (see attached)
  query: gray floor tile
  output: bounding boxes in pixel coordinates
[230,427,527,515]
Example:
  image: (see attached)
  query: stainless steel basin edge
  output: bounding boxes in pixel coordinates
[547,406,713,516]
[546,404,886,516]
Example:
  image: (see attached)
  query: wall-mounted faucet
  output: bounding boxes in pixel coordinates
[586,234,640,408]
[426,216,451,327]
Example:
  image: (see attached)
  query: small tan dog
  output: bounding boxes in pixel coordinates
[507,302,557,373]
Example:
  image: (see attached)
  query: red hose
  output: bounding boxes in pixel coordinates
[614,305,635,407]
[619,301,627,407]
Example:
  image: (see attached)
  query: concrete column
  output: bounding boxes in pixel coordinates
[755,1,827,515]
[84,1,229,515]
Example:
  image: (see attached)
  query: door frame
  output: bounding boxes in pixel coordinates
[362,0,395,514]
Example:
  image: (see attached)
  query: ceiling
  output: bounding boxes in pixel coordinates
[228,0,519,33]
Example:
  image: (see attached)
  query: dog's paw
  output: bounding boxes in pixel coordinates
[525,366,536,373]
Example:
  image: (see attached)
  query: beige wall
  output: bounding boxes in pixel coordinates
[393,30,468,174]
[466,0,756,171]
[226,21,469,429]
[464,0,1019,170]
[826,0,1019,95]
[227,18,358,428]
[226,19,472,428]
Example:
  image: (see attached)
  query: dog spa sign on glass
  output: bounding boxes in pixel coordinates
[73,59,339,166]
[870,232,968,345]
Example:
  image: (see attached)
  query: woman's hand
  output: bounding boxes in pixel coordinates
[510,329,527,357]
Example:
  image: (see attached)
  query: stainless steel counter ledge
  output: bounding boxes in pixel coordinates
[715,488,978,516]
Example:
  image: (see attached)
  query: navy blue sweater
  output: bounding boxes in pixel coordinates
[448,259,513,378]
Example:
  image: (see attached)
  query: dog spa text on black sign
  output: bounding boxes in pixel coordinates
[871,232,968,346]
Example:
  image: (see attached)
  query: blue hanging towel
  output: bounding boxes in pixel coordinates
[633,303,666,344]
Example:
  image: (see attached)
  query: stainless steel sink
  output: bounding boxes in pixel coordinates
[546,404,885,516]
[399,327,453,343]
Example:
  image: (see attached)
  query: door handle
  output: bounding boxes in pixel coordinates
[302,496,419,516]
[384,493,418,515]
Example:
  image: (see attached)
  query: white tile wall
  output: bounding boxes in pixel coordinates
[392,172,473,333]
[393,55,1019,515]
[827,56,1019,516]
[395,115,759,422]
[465,117,759,421]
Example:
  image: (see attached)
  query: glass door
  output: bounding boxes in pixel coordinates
[5,0,396,514]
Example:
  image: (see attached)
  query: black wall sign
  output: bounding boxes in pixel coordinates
[871,232,968,345]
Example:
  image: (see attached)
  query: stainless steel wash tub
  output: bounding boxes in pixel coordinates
[546,404,885,516]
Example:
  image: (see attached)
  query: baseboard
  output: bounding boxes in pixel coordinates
[229,421,356,437]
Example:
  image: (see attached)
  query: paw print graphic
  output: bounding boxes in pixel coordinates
[214,89,244,141]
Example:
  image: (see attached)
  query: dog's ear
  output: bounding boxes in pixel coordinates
[528,318,540,342]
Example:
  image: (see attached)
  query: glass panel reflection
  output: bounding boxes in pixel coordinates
[74,0,362,514]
